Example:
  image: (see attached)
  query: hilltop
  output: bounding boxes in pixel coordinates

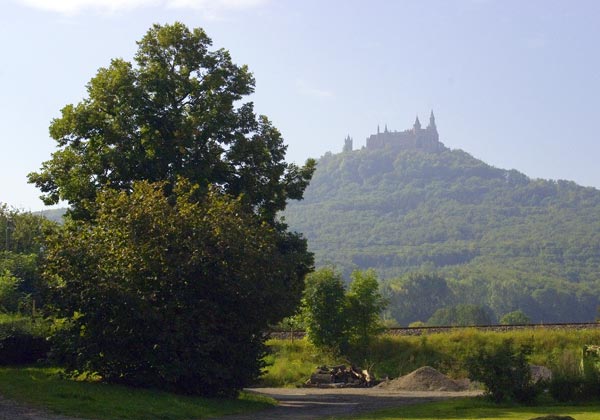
[284,116,600,324]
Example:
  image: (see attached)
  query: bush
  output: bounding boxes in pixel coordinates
[500,310,531,325]
[0,317,49,364]
[548,346,600,402]
[549,375,600,402]
[465,338,540,403]
[45,182,312,397]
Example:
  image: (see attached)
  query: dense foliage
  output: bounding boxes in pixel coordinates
[285,145,600,323]
[28,22,314,222]
[302,268,348,355]
[500,310,531,325]
[31,23,314,396]
[302,268,386,362]
[0,205,54,314]
[0,315,50,365]
[45,181,312,396]
[465,339,539,403]
[427,304,492,326]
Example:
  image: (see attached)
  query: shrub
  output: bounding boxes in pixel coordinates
[549,375,600,402]
[500,310,531,325]
[44,182,312,397]
[0,317,49,364]
[548,347,600,402]
[465,338,540,403]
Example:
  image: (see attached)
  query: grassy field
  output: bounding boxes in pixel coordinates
[339,397,600,420]
[0,366,275,420]
[262,328,600,386]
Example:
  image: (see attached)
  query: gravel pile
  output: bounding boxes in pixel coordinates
[376,366,467,392]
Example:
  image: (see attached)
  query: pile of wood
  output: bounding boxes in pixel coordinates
[305,364,374,388]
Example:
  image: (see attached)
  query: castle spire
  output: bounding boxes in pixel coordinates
[429,110,436,129]
[384,124,388,133]
[413,115,421,130]
[377,124,380,134]
[343,134,353,153]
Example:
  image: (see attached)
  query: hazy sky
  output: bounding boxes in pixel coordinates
[2,0,600,210]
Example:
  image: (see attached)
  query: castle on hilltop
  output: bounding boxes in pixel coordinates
[344,111,444,153]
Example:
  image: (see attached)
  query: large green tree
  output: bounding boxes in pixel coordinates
[28,22,314,222]
[31,23,315,396]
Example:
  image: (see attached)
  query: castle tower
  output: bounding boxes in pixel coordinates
[427,110,439,144]
[343,135,353,153]
[413,115,421,131]
[428,110,436,130]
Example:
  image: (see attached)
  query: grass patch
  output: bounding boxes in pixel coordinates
[265,328,600,387]
[343,397,600,420]
[0,366,275,420]
[260,338,341,387]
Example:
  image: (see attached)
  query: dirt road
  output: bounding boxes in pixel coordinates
[0,395,85,420]
[213,387,482,420]
[0,388,481,420]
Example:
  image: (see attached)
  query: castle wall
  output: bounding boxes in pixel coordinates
[366,126,441,152]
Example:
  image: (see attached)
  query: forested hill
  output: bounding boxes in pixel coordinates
[284,144,600,324]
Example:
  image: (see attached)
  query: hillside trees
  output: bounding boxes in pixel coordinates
[427,304,493,326]
[284,145,600,322]
[500,310,531,325]
[30,23,314,396]
[386,272,452,326]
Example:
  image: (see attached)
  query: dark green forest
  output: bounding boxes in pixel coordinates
[284,144,600,324]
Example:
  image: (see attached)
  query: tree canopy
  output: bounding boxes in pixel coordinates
[28,22,314,222]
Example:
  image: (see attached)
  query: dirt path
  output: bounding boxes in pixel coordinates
[0,395,85,420]
[213,387,482,420]
[0,388,481,420]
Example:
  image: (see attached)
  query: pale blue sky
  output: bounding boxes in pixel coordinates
[2,0,600,210]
